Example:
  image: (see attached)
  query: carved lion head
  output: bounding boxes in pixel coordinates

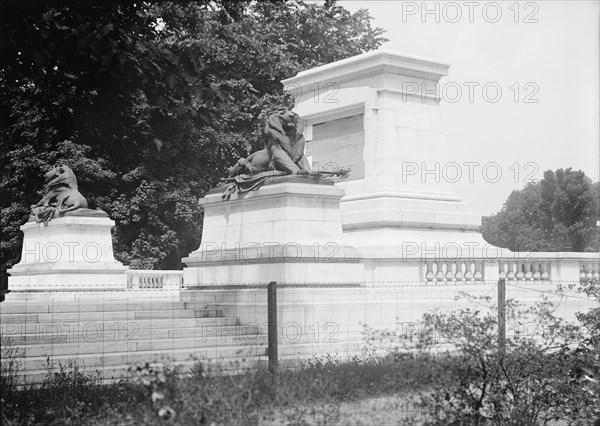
[265,109,305,162]
[44,165,79,190]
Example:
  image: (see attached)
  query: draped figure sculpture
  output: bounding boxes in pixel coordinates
[222,108,348,198]
[227,109,310,177]
[31,165,88,223]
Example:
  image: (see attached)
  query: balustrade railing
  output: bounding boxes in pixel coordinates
[499,259,551,282]
[126,270,184,290]
[424,260,485,283]
[580,261,600,281]
[421,252,598,285]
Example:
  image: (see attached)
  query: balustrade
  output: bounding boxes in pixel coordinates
[126,270,184,290]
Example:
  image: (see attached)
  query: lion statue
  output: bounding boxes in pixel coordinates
[228,109,310,177]
[31,165,88,223]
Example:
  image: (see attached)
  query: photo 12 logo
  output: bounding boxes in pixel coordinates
[1,321,139,344]
[401,161,540,184]
[200,321,340,344]
[199,241,340,263]
[401,2,540,24]
[402,81,540,104]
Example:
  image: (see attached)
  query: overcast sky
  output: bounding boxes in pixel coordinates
[337,0,599,216]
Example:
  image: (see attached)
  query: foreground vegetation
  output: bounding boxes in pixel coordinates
[1,352,436,425]
[2,280,598,425]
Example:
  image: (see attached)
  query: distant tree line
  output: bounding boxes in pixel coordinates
[482,168,600,252]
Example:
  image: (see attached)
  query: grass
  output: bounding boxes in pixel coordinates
[1,347,437,426]
[2,342,597,425]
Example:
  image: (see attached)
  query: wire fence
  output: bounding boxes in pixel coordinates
[0,278,595,385]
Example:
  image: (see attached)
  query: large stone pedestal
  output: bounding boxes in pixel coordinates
[183,176,363,285]
[7,210,127,291]
[282,50,489,257]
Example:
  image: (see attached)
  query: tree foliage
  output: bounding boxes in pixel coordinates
[0,0,387,288]
[482,169,600,252]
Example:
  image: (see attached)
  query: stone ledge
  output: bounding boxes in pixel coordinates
[27,208,108,223]
[208,173,336,195]
[201,180,345,206]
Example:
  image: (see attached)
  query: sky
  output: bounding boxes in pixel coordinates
[337,0,599,216]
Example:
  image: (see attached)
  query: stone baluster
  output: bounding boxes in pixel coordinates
[516,261,525,281]
[506,261,516,281]
[541,262,550,281]
[445,261,455,282]
[435,260,445,283]
[455,261,465,282]
[524,262,533,281]
[425,262,435,282]
[130,273,140,290]
[465,261,474,282]
[474,262,483,282]
[532,262,541,281]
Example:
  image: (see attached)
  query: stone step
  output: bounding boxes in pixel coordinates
[0,300,223,314]
[3,291,186,303]
[0,308,225,324]
[11,333,269,358]
[3,323,261,345]
[19,342,269,371]
[14,356,269,385]
[9,341,365,386]
[1,317,239,337]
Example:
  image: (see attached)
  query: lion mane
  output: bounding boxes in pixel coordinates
[265,109,305,164]
[31,165,88,223]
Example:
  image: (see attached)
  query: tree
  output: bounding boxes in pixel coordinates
[482,168,600,252]
[0,1,387,289]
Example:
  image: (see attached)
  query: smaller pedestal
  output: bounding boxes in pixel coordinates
[7,210,127,291]
[183,176,363,285]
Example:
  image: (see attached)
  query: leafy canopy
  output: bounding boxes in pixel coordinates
[0,0,387,288]
[482,168,600,252]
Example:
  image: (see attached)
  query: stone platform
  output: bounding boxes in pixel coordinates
[183,176,363,285]
[7,209,127,291]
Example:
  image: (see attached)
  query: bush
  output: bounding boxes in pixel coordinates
[400,281,600,425]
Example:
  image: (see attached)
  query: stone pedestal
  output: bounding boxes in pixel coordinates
[282,50,488,257]
[7,210,127,291]
[182,176,363,285]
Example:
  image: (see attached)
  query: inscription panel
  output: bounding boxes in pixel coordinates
[307,114,364,180]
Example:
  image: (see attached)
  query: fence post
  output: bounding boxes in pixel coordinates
[267,281,278,374]
[498,278,506,353]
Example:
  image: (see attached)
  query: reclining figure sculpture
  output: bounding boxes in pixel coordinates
[31,165,88,223]
[223,109,347,198]
[227,108,310,177]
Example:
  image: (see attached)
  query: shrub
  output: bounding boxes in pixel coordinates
[401,282,600,425]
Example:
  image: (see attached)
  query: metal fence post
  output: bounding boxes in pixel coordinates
[267,281,278,373]
[498,278,506,353]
